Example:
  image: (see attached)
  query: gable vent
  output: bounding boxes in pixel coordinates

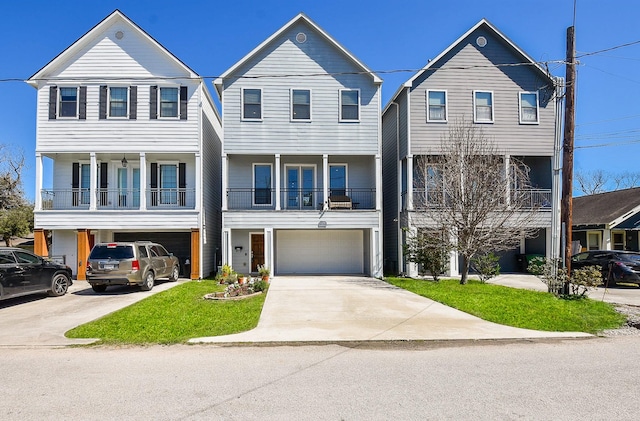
[476,36,487,47]
[115,31,124,40]
[296,32,307,43]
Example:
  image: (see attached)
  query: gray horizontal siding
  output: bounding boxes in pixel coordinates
[223,210,380,229]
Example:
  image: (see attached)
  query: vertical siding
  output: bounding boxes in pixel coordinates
[408,27,556,156]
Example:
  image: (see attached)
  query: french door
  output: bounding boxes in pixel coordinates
[286,166,315,209]
[117,167,140,208]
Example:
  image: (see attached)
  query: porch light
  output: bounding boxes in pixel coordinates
[121,155,128,168]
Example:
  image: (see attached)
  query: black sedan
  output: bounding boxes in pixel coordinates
[0,247,73,301]
[571,250,640,286]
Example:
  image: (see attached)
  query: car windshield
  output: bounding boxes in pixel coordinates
[89,245,134,259]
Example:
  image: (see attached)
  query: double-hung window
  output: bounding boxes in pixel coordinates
[519,92,539,124]
[340,90,359,121]
[59,87,78,117]
[474,91,494,123]
[427,90,447,122]
[291,89,311,120]
[109,87,128,117]
[243,88,262,120]
[253,164,272,206]
[160,87,179,118]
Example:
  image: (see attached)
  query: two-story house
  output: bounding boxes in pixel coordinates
[382,19,562,276]
[28,10,222,280]
[215,13,383,277]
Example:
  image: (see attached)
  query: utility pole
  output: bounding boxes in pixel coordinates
[561,25,576,286]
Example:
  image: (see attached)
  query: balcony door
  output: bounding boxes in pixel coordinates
[117,166,140,208]
[286,165,315,209]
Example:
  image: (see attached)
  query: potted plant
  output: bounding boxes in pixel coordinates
[257,264,270,282]
[238,274,246,285]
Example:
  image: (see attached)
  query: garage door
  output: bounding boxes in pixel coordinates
[276,230,364,275]
[114,232,191,276]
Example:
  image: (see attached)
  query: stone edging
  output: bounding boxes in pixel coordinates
[203,291,263,301]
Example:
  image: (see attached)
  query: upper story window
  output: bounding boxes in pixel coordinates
[150,86,187,120]
[243,88,262,120]
[427,90,447,122]
[291,89,311,120]
[340,89,360,121]
[474,91,494,123]
[519,92,539,124]
[59,87,78,117]
[160,87,179,118]
[109,87,128,118]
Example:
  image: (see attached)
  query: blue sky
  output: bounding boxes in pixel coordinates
[2,0,639,200]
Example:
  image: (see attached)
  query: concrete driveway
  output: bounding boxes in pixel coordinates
[0,279,186,347]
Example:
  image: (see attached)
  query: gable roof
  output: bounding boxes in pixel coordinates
[213,13,381,97]
[573,187,640,227]
[27,9,199,86]
[383,18,557,113]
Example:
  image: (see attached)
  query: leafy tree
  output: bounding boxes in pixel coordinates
[0,144,32,246]
[403,228,451,282]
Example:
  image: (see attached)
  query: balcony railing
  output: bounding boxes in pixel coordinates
[40,188,196,210]
[227,188,376,210]
[403,188,552,211]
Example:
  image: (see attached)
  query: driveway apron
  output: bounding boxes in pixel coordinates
[191,276,590,344]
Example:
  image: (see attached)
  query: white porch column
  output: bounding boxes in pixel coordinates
[275,154,281,210]
[35,153,43,210]
[504,155,511,206]
[372,228,382,278]
[603,229,611,250]
[407,225,419,277]
[545,227,552,259]
[407,155,414,211]
[265,228,274,276]
[323,154,329,210]
[222,229,231,267]
[375,154,382,210]
[520,231,526,253]
[89,152,97,210]
[447,227,459,277]
[221,154,228,210]
[139,152,147,210]
[194,152,201,210]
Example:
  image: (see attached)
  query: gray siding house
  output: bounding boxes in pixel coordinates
[215,13,383,277]
[382,19,562,276]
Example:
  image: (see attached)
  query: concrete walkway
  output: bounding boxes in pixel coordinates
[190,276,591,344]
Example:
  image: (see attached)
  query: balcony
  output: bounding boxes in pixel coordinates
[226,188,376,210]
[403,188,552,211]
[40,188,196,210]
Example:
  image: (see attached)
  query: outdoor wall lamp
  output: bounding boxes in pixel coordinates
[121,155,128,168]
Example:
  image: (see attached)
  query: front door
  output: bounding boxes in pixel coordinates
[250,233,264,273]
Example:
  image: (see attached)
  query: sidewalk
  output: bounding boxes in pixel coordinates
[190,276,591,344]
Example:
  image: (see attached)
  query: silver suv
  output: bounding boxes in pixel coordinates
[86,241,180,293]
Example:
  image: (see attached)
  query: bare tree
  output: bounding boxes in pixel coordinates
[575,169,608,195]
[0,144,32,246]
[411,121,541,284]
[612,171,640,191]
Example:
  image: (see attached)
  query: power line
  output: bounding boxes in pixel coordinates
[576,39,640,59]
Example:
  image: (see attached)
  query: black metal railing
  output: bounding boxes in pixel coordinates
[226,187,376,210]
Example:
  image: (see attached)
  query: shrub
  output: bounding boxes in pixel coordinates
[403,229,452,282]
[570,266,603,297]
[471,252,500,283]
[527,257,567,296]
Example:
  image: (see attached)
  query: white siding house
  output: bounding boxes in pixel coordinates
[28,10,222,280]
[215,13,383,277]
[382,19,563,276]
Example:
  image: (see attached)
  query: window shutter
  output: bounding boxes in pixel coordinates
[150,163,158,188]
[179,86,188,120]
[99,86,107,119]
[150,86,158,119]
[129,86,137,120]
[48,86,57,120]
[72,163,80,188]
[79,86,87,120]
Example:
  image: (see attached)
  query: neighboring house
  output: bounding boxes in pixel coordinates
[572,187,640,253]
[214,13,383,277]
[382,19,562,276]
[27,10,222,280]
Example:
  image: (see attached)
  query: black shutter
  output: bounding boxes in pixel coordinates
[99,86,107,119]
[150,86,158,119]
[179,86,188,120]
[100,162,108,206]
[129,86,137,120]
[150,162,158,206]
[72,162,79,206]
[49,86,57,120]
[79,86,87,120]
[178,163,186,206]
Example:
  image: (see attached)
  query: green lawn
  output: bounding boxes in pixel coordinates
[386,277,626,334]
[66,280,266,345]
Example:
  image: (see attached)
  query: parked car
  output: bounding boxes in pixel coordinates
[86,241,180,293]
[0,247,72,301]
[571,250,640,286]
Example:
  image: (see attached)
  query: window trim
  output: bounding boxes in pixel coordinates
[426,89,448,123]
[290,89,312,122]
[108,86,129,119]
[519,91,539,124]
[252,163,273,206]
[339,89,360,122]
[158,86,180,119]
[328,163,349,196]
[473,90,494,123]
[242,88,263,121]
[58,86,79,118]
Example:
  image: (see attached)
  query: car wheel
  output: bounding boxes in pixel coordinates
[169,265,179,282]
[141,271,155,291]
[48,273,70,297]
[91,284,108,293]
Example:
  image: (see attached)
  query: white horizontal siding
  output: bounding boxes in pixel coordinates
[223,210,380,230]
[35,210,200,230]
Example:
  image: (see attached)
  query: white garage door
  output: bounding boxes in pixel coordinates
[276,230,364,274]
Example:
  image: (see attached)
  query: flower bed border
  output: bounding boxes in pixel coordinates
[203,291,263,301]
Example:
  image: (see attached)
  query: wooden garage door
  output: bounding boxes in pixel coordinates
[276,230,363,275]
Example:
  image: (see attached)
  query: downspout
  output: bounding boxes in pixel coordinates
[551,77,565,261]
